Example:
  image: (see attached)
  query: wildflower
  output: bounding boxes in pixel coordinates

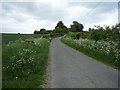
[3,67,5,69]
[64,36,119,62]
[7,44,9,46]
[12,67,14,70]
[15,77,18,79]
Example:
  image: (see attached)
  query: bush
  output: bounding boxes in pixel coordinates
[68,32,89,39]
[88,24,120,42]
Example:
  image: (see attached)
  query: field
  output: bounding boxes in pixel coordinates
[2,34,42,44]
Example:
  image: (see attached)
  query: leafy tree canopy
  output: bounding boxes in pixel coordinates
[54,21,68,34]
[55,21,67,29]
[70,21,84,32]
[40,28,47,34]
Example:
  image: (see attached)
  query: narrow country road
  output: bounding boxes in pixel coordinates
[48,37,118,88]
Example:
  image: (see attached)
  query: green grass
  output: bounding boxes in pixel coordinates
[2,33,63,88]
[2,38,50,88]
[61,36,119,69]
[2,34,42,44]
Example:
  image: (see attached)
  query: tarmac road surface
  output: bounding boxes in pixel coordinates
[48,37,118,88]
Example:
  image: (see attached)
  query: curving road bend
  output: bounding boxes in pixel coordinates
[48,37,118,88]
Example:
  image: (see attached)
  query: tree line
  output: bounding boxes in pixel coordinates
[34,21,84,34]
[34,21,120,42]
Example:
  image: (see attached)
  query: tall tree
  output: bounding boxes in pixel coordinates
[55,21,67,29]
[40,28,47,34]
[34,30,40,34]
[55,21,68,33]
[70,21,84,32]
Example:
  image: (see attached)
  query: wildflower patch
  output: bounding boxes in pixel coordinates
[2,38,50,88]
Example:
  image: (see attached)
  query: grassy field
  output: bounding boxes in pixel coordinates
[2,36,50,88]
[61,35,119,69]
[2,34,42,44]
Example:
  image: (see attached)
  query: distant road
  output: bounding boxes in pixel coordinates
[49,37,118,88]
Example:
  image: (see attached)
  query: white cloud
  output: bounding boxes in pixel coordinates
[2,17,57,33]
[1,1,118,33]
[82,7,118,31]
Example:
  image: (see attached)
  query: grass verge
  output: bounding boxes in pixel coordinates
[61,36,119,69]
[2,38,50,88]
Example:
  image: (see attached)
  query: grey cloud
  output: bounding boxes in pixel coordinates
[27,3,68,21]
[69,2,99,8]
[1,1,118,33]
[2,2,68,22]
[69,2,117,13]
[2,2,14,12]
[67,2,118,25]
[77,2,117,24]
[2,2,37,21]
[95,2,117,14]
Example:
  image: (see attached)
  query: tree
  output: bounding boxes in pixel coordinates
[40,28,47,34]
[54,21,68,34]
[34,30,40,34]
[55,21,67,29]
[70,21,84,32]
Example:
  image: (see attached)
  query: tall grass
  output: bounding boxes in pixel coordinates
[2,38,50,88]
[61,35,119,69]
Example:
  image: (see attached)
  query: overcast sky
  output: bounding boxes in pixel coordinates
[1,0,119,34]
